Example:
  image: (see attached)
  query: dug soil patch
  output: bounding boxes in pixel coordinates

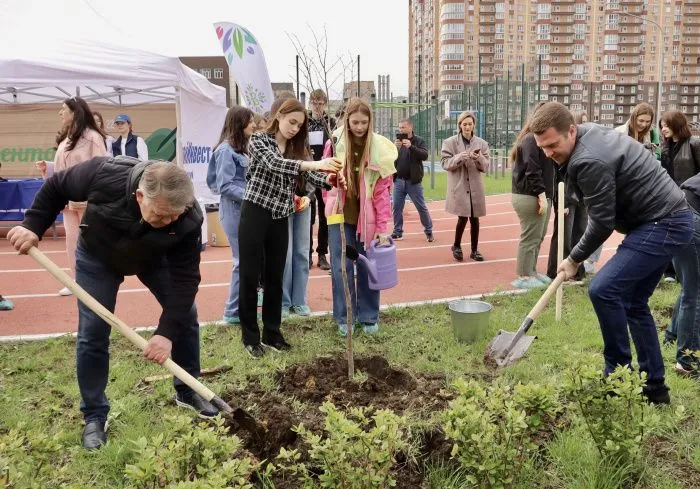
[222,353,457,487]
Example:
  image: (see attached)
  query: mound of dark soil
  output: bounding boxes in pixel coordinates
[222,354,455,487]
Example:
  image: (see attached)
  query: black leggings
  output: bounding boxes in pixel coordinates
[238,201,288,346]
[455,216,480,251]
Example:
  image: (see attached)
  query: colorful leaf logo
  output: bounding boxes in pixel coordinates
[232,28,244,58]
[222,28,233,52]
[242,28,257,45]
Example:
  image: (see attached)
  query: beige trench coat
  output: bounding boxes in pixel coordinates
[440,134,491,217]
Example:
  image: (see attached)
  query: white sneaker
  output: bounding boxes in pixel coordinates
[58,287,72,296]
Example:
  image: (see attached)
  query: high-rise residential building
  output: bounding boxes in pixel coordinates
[409,0,700,133]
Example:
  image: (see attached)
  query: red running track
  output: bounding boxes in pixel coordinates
[0,194,621,339]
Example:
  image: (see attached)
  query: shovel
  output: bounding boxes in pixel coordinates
[485,272,567,367]
[28,247,266,437]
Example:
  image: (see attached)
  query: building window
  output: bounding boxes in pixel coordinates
[213,68,224,79]
[199,68,212,78]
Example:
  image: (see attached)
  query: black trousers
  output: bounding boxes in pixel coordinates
[238,201,289,346]
[310,188,329,256]
[547,202,587,279]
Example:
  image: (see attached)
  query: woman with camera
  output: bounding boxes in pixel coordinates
[440,111,491,262]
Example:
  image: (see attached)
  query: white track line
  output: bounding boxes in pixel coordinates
[0,288,531,343]
[4,246,617,300]
[0,235,556,273]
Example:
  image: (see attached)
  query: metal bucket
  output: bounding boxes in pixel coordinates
[448,300,493,344]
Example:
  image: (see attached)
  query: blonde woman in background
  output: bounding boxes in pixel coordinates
[440,111,491,262]
[36,96,108,296]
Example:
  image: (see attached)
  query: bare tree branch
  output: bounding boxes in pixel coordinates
[286,25,357,102]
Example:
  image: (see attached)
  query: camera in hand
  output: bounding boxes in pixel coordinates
[395,132,409,141]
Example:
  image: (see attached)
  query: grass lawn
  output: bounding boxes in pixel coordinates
[422,170,512,202]
[1,281,699,487]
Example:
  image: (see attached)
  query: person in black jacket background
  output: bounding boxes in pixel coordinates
[510,102,555,289]
[670,173,700,378]
[307,89,336,270]
[531,102,693,405]
[7,157,216,449]
[390,119,434,242]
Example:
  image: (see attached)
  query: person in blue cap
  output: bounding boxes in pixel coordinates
[112,114,149,161]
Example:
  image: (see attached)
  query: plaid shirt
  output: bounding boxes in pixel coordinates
[245,132,329,219]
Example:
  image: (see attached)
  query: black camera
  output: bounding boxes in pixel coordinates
[395,132,408,141]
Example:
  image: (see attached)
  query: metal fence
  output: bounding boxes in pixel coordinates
[370,63,545,188]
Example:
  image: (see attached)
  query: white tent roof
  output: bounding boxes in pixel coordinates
[0,38,226,106]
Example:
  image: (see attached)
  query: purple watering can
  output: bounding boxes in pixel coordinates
[345,237,398,291]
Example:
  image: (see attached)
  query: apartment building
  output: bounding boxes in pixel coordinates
[409,0,700,131]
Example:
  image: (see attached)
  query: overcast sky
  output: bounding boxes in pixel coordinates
[3,0,409,99]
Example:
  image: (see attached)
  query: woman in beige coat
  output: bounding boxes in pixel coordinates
[441,111,491,261]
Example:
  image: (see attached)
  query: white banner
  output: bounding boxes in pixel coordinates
[179,89,227,204]
[214,22,274,114]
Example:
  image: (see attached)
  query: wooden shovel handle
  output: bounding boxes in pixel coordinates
[527,272,567,321]
[28,247,219,403]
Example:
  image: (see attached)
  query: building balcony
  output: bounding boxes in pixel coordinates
[553,16,575,25]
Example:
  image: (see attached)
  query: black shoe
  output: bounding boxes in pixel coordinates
[391,232,403,241]
[426,233,434,243]
[82,420,108,450]
[245,343,265,359]
[261,339,292,352]
[451,245,463,261]
[470,250,484,262]
[317,254,330,271]
[176,392,219,419]
[663,334,677,346]
[642,384,671,405]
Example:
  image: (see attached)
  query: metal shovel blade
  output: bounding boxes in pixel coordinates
[485,329,536,367]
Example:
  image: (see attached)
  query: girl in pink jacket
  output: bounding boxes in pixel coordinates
[36,97,108,296]
[323,98,397,336]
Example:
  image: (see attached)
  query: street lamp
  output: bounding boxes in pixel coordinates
[613,10,664,122]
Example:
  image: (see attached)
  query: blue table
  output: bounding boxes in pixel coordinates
[0,179,62,222]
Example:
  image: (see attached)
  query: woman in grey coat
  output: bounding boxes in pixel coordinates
[440,111,491,261]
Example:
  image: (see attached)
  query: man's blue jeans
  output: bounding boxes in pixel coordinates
[283,206,312,309]
[392,178,433,236]
[671,208,700,371]
[588,208,692,386]
[75,245,201,423]
[328,223,380,326]
[219,197,242,318]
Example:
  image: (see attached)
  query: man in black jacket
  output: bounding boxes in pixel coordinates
[7,157,217,449]
[391,119,434,242]
[307,89,335,270]
[531,102,693,405]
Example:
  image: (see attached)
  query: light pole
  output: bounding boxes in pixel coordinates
[614,10,664,121]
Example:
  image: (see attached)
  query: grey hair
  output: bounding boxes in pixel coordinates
[137,161,194,210]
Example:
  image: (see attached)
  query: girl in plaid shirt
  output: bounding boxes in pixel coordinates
[238,98,343,358]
